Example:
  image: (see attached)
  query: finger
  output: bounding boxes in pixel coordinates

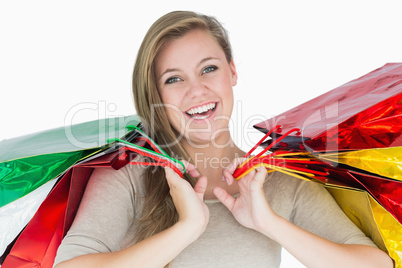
[194,176,207,200]
[181,160,200,178]
[254,166,267,185]
[223,165,258,185]
[213,187,236,212]
[164,166,180,188]
[222,169,234,185]
[222,157,249,185]
[226,157,247,174]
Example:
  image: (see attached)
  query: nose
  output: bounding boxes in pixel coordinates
[186,78,208,98]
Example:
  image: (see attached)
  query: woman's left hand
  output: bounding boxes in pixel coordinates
[213,158,276,234]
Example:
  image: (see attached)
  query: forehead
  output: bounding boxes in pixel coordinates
[155,30,224,71]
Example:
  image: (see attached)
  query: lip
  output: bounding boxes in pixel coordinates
[184,101,218,122]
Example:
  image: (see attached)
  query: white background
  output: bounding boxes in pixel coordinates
[1,1,401,266]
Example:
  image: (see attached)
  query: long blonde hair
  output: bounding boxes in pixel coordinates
[132,10,233,244]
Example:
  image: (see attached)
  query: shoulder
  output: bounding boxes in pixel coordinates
[76,155,148,223]
[264,171,323,199]
[265,171,328,198]
[263,171,330,219]
[87,154,147,198]
[263,171,378,247]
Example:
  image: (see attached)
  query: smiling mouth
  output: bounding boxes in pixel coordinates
[185,102,217,119]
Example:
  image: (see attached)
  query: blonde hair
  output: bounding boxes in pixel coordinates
[132,10,233,245]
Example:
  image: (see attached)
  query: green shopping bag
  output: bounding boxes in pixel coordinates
[0,115,140,207]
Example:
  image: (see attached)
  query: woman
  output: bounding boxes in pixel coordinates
[54,11,392,267]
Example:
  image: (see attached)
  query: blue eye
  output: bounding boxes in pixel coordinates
[165,77,181,84]
[203,66,217,74]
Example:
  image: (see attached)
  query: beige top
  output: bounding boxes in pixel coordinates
[54,161,377,267]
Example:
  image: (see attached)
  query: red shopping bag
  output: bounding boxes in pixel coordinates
[2,150,123,268]
[254,63,402,152]
[332,168,402,224]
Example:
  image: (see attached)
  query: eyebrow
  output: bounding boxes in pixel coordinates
[158,57,221,82]
[198,57,220,67]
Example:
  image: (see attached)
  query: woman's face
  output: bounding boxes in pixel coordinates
[155,29,237,146]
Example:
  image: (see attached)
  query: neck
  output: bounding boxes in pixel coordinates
[181,134,245,199]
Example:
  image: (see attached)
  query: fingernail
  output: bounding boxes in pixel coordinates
[225,177,230,185]
[221,176,226,182]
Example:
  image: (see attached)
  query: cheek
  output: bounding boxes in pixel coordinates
[159,87,185,106]
[159,92,178,118]
[164,101,186,132]
[221,84,235,117]
[157,90,181,128]
[219,78,234,103]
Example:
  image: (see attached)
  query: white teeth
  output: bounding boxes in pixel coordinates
[186,103,216,115]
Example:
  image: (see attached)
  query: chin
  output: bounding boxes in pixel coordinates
[187,129,231,147]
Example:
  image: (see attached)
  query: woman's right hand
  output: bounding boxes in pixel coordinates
[164,161,209,240]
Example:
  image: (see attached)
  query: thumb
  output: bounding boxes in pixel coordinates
[194,176,207,200]
[254,166,267,184]
[213,187,235,212]
[165,166,180,188]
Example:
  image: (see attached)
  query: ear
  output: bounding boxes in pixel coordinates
[229,59,238,87]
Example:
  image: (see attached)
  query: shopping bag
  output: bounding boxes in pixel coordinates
[253,63,402,152]
[2,127,185,268]
[0,115,141,207]
[2,149,122,268]
[319,146,402,181]
[326,186,402,268]
[0,179,57,258]
[0,115,141,259]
